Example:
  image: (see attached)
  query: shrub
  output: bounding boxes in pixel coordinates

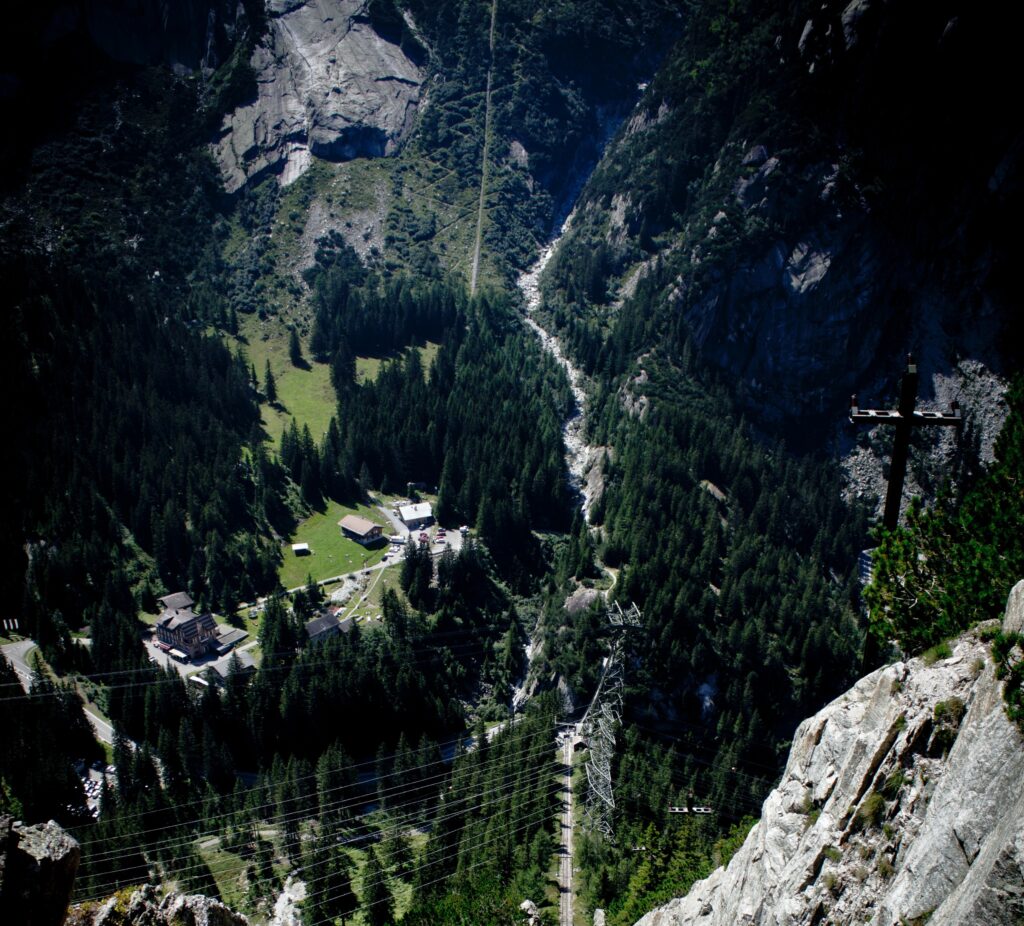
[922,642,953,666]
[853,791,886,832]
[933,697,966,726]
[882,770,907,800]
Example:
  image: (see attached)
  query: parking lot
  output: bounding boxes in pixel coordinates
[77,760,116,818]
[144,637,256,679]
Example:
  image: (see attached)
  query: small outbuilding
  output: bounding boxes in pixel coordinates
[215,626,249,655]
[291,542,311,556]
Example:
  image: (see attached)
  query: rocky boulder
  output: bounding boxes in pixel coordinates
[635,580,1024,926]
[0,816,81,926]
[212,0,425,192]
[70,884,250,926]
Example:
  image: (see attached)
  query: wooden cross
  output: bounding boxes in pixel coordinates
[850,356,962,531]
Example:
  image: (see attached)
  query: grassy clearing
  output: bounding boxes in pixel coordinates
[233,608,264,640]
[336,562,407,626]
[235,313,336,448]
[355,340,441,384]
[279,500,390,590]
[196,841,247,911]
[236,313,441,447]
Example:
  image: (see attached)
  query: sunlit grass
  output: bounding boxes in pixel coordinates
[278,500,390,590]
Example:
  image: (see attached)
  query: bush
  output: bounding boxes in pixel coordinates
[882,770,907,800]
[853,791,887,832]
[933,697,966,726]
[922,642,953,666]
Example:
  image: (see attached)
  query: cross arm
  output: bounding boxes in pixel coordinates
[849,396,961,428]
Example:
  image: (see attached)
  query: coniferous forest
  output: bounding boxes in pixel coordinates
[1,0,1021,924]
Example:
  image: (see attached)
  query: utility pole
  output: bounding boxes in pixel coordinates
[850,356,962,531]
[579,602,641,840]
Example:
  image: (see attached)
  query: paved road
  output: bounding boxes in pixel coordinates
[560,733,574,926]
[2,639,118,747]
[1,639,38,692]
[374,502,411,538]
[84,706,115,745]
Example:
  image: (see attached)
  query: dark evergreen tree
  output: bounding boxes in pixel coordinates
[289,328,304,367]
[361,849,395,926]
[265,359,278,404]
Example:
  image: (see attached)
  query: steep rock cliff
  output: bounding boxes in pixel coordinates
[212,0,425,192]
[544,0,1021,434]
[635,581,1024,926]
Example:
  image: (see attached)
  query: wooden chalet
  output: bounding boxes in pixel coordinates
[339,514,383,545]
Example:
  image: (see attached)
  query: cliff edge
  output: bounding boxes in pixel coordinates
[212,0,424,192]
[636,581,1024,926]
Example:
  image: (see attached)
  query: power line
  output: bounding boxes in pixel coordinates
[308,797,561,926]
[0,626,501,700]
[579,601,641,840]
[75,746,561,903]
[75,719,539,857]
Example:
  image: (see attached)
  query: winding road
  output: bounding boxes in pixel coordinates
[1,639,36,692]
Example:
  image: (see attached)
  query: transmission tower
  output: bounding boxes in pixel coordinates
[579,601,641,840]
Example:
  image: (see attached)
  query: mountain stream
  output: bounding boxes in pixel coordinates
[512,219,608,712]
[517,217,604,523]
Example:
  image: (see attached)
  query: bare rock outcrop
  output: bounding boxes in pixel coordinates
[0,816,80,926]
[71,884,249,926]
[635,580,1024,926]
[212,0,425,192]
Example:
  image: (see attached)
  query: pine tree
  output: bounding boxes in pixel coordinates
[361,849,395,926]
[289,328,304,367]
[264,360,277,404]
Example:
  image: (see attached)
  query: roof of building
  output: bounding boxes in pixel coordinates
[158,591,194,611]
[291,542,311,553]
[339,514,380,537]
[216,627,249,648]
[209,650,256,679]
[157,608,217,638]
[398,502,433,522]
[305,613,341,638]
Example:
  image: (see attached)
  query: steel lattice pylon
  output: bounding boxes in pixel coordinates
[578,601,641,841]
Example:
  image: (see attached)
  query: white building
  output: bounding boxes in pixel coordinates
[398,501,434,530]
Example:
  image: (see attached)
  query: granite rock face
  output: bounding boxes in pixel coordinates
[635,580,1024,926]
[213,0,424,192]
[0,816,81,926]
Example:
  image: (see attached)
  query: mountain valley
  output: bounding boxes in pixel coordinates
[1,2,1021,925]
